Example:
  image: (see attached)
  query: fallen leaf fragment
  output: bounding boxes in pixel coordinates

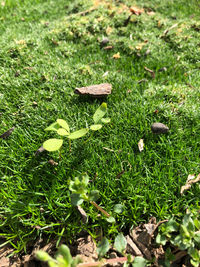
[35,146,46,156]
[77,205,88,223]
[138,139,144,152]
[130,6,144,15]
[130,229,152,260]
[136,41,148,50]
[163,23,178,36]
[126,235,142,256]
[0,127,14,139]
[112,52,120,59]
[75,83,112,97]
[48,159,58,166]
[180,174,200,195]
[147,11,155,16]
[138,79,148,84]
[104,45,113,50]
[144,66,155,78]
[102,71,109,78]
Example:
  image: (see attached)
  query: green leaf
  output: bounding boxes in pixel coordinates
[93,103,107,123]
[57,128,69,136]
[43,139,63,151]
[190,259,200,267]
[97,237,110,258]
[101,117,110,124]
[188,247,200,261]
[88,190,99,201]
[70,194,84,206]
[36,251,53,262]
[132,256,147,267]
[106,216,116,223]
[114,204,124,214]
[68,128,89,139]
[165,218,179,233]
[69,175,89,194]
[58,245,72,265]
[71,256,82,267]
[90,124,102,131]
[156,233,167,245]
[57,119,70,132]
[194,233,200,243]
[45,122,60,131]
[114,233,127,254]
[182,214,195,232]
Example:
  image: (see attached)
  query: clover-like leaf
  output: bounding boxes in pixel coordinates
[101,117,110,124]
[113,204,124,214]
[156,233,167,245]
[57,128,69,136]
[88,190,99,201]
[68,128,89,139]
[106,216,116,223]
[97,237,110,258]
[114,233,127,254]
[45,122,60,131]
[43,139,63,151]
[57,119,70,133]
[70,194,84,206]
[93,103,107,123]
[132,257,147,267]
[90,124,102,131]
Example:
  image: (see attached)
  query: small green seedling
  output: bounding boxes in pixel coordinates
[43,103,110,152]
[36,244,82,267]
[69,174,112,218]
[156,211,200,267]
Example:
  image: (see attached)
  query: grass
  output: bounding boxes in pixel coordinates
[0,0,200,253]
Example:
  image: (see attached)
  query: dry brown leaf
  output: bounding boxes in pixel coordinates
[180,174,200,194]
[48,159,58,166]
[163,23,178,36]
[126,235,142,256]
[136,41,148,50]
[0,127,15,139]
[130,229,152,260]
[130,6,144,15]
[104,45,113,50]
[144,66,155,78]
[35,146,46,156]
[138,139,144,152]
[112,52,120,59]
[77,206,88,223]
[147,11,155,16]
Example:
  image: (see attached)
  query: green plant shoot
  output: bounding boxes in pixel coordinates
[43,103,110,152]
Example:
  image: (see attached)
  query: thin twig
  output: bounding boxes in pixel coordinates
[90,201,110,217]
[78,256,128,267]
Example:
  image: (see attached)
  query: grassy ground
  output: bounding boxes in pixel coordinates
[0,0,200,253]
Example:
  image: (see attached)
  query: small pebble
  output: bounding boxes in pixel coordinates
[151,122,169,134]
[100,38,109,46]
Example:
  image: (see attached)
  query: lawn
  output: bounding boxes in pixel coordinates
[0,0,200,254]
